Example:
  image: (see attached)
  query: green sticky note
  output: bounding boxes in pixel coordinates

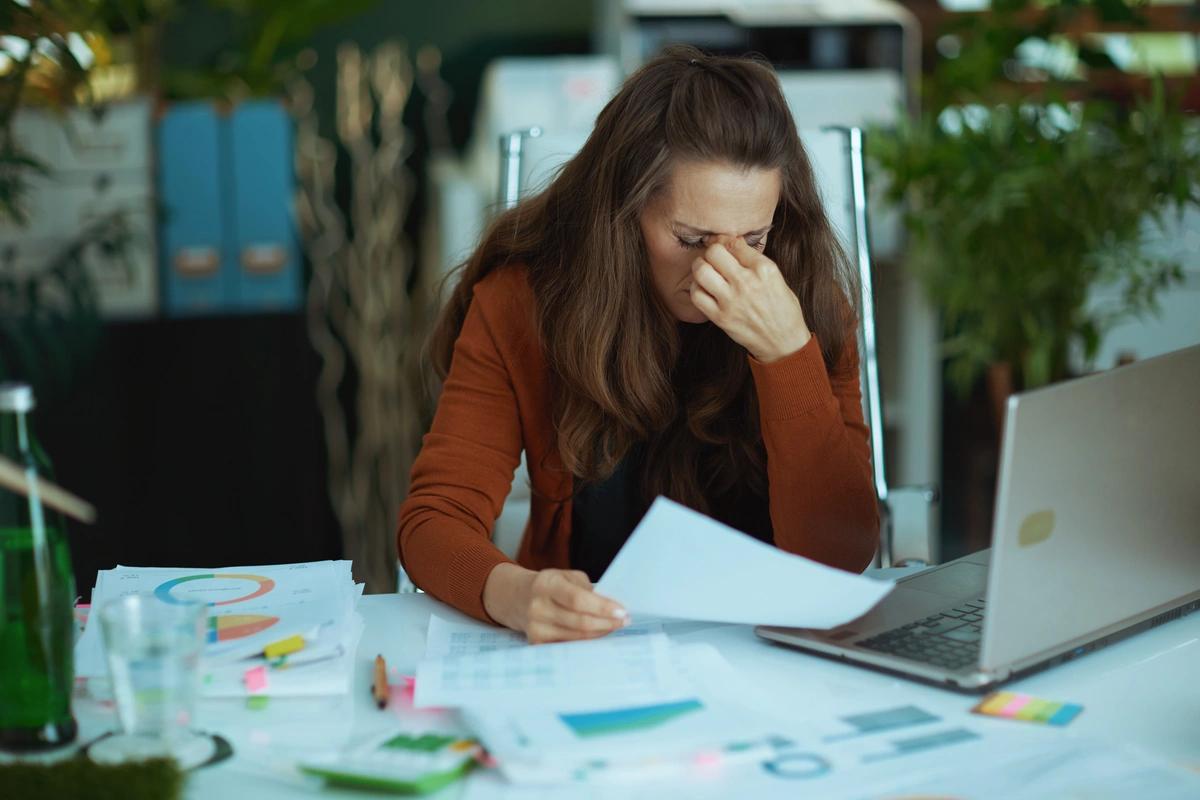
[246,695,270,711]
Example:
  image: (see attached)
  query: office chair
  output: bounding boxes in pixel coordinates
[495,125,939,568]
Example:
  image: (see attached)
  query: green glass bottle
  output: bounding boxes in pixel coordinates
[0,382,77,750]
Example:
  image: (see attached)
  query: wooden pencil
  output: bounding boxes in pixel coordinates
[0,454,97,525]
[372,654,390,709]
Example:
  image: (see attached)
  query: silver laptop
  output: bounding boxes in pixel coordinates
[757,344,1200,692]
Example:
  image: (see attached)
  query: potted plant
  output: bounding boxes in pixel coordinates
[869,0,1200,420]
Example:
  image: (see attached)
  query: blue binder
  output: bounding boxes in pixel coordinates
[157,102,233,316]
[227,101,301,312]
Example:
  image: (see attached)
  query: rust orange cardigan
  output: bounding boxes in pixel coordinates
[397,265,879,622]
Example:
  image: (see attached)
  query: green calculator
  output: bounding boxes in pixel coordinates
[298,731,482,794]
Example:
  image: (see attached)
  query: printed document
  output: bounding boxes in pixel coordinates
[596,497,893,628]
[414,632,685,712]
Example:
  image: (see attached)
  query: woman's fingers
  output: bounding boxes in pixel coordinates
[547,571,626,622]
[526,619,611,644]
[560,570,593,589]
[703,239,746,282]
[728,236,771,272]
[528,591,619,635]
[689,281,721,321]
[691,258,732,304]
[519,569,628,644]
[549,602,626,635]
[526,619,580,644]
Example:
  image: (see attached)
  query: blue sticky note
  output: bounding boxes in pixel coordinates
[1047,702,1084,726]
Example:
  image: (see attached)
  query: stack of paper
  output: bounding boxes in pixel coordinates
[75,560,364,697]
[412,498,897,783]
[465,642,787,784]
[414,613,787,783]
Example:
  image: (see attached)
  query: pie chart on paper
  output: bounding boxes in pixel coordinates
[154,573,276,606]
[208,613,279,643]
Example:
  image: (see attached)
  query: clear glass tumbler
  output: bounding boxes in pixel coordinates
[91,594,212,766]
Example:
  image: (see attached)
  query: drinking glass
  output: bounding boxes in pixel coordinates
[90,594,214,767]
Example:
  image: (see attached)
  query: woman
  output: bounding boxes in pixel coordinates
[398,46,878,643]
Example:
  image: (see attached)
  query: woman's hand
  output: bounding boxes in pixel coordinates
[483,563,628,643]
[688,236,812,363]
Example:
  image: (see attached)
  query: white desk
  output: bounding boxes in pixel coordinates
[70,591,1200,798]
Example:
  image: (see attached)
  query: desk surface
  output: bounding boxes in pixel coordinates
[71,591,1200,798]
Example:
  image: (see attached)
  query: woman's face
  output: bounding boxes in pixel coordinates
[639,160,782,323]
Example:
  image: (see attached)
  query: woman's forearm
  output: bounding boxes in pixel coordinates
[750,336,879,571]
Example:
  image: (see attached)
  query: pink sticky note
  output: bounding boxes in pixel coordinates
[244,665,269,694]
[999,693,1031,717]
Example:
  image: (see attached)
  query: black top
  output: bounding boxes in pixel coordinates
[569,443,775,582]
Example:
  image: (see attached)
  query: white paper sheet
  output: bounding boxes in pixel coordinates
[464,643,788,784]
[462,670,1200,798]
[201,611,365,697]
[424,613,665,659]
[414,632,686,712]
[74,560,363,697]
[463,724,1200,800]
[595,497,893,628]
[423,613,525,657]
[867,738,1200,800]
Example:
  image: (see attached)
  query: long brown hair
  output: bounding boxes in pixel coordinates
[431,45,858,511]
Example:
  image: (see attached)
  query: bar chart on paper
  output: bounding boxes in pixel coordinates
[560,699,704,738]
[819,704,982,765]
[860,727,981,763]
[207,613,279,642]
[823,705,942,742]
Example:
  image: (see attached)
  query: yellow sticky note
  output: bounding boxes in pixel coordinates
[977,692,1013,715]
[263,634,305,659]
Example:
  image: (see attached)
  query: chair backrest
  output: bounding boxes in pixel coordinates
[498,126,892,506]
[797,128,890,506]
[498,127,589,209]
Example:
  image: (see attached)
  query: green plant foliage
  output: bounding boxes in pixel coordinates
[868,0,1200,394]
[163,0,380,100]
[0,212,130,398]
[0,140,50,227]
[1,1,93,225]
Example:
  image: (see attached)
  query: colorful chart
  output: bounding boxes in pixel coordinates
[762,751,832,779]
[154,573,275,606]
[559,699,703,738]
[824,705,940,742]
[208,613,279,643]
[861,727,980,763]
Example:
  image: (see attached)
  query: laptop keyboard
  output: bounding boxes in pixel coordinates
[855,598,986,671]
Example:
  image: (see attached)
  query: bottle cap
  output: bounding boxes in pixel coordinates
[0,383,35,413]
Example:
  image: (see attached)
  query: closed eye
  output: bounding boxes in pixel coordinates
[674,230,769,251]
[675,235,706,250]
[676,235,766,251]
